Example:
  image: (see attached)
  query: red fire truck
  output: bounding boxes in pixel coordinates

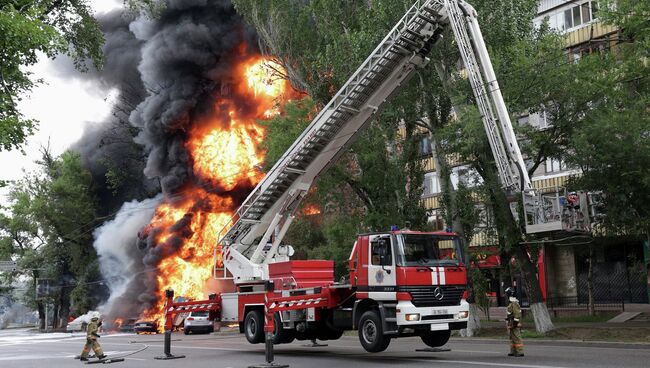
[167,230,468,352]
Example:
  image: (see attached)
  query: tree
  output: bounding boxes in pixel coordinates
[123,0,165,17]
[0,184,48,328]
[0,148,101,329]
[564,0,650,242]
[0,1,104,152]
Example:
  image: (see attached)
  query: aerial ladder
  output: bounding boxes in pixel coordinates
[217,0,533,285]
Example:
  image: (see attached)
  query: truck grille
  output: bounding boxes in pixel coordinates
[398,285,465,307]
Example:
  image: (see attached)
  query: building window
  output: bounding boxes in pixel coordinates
[451,165,482,189]
[418,136,432,156]
[545,158,566,173]
[426,209,445,231]
[544,1,598,32]
[423,172,441,196]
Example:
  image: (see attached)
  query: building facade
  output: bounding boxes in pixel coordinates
[419,0,649,306]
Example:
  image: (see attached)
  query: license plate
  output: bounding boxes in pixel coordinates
[430,323,449,331]
[431,309,448,315]
[137,324,147,327]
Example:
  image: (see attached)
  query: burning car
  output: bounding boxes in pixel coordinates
[117,318,138,333]
[134,319,159,334]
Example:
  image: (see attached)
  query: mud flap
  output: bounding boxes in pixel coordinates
[378,303,398,335]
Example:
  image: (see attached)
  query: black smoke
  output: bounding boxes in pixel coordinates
[69,0,259,320]
[130,0,257,194]
[71,9,154,214]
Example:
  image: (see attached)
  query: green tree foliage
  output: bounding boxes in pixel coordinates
[0,1,104,152]
[0,149,101,328]
[123,0,165,17]
[564,0,650,240]
[259,97,316,170]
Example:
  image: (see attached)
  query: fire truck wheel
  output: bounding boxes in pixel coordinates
[244,310,264,344]
[420,329,451,348]
[358,310,391,353]
[272,313,295,344]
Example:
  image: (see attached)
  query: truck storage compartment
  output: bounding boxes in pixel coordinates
[268,260,334,288]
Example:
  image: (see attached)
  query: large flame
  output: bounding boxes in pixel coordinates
[140,56,294,325]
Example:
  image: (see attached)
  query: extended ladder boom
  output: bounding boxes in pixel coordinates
[219,0,531,283]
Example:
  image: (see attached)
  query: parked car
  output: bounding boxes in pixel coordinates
[134,319,159,334]
[183,311,213,335]
[66,311,99,332]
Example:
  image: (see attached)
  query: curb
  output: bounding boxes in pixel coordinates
[450,336,650,347]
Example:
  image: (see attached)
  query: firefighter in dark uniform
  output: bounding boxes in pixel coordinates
[80,313,106,361]
[505,287,524,357]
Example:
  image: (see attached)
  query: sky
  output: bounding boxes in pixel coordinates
[0,0,123,204]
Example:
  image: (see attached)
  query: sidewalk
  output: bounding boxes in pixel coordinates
[479,303,650,322]
[466,306,650,344]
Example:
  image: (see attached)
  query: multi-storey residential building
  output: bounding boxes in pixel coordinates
[419,0,649,306]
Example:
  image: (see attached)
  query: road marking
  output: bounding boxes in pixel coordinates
[411,358,570,368]
[450,349,502,355]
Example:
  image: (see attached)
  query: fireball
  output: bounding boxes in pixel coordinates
[140,54,293,325]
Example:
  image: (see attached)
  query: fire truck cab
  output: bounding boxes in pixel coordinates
[346,231,469,351]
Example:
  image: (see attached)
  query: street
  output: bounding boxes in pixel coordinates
[0,329,648,368]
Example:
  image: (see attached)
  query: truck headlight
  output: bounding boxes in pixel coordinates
[458,311,469,319]
[405,313,420,321]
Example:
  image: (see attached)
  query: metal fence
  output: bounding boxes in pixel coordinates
[545,296,625,311]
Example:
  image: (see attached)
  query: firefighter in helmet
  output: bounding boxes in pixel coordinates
[505,287,524,357]
[80,312,106,361]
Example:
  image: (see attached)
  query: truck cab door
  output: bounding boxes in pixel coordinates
[367,235,397,299]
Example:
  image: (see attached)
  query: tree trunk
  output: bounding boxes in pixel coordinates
[460,303,482,337]
[514,245,554,333]
[37,302,45,330]
[587,243,595,316]
[530,302,554,333]
[431,136,482,336]
[59,280,72,330]
[52,303,60,329]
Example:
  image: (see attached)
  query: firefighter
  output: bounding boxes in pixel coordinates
[80,313,106,361]
[505,287,524,357]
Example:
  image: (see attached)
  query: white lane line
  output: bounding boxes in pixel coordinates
[146,344,251,352]
[411,358,570,368]
[450,349,502,355]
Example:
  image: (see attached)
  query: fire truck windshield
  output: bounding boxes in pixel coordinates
[395,234,462,266]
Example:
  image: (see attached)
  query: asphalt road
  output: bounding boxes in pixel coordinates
[0,328,649,368]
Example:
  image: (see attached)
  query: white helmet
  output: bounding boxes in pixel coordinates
[90,312,101,321]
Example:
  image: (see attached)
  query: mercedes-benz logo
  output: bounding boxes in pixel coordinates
[433,287,444,301]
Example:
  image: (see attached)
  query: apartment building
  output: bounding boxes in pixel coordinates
[419,0,649,305]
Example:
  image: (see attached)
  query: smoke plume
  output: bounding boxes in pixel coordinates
[71,0,259,320]
[93,196,162,319]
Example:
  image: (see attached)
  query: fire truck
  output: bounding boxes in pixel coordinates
[164,0,542,353]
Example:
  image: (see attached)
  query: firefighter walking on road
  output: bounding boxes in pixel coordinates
[80,313,106,361]
[505,287,524,357]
